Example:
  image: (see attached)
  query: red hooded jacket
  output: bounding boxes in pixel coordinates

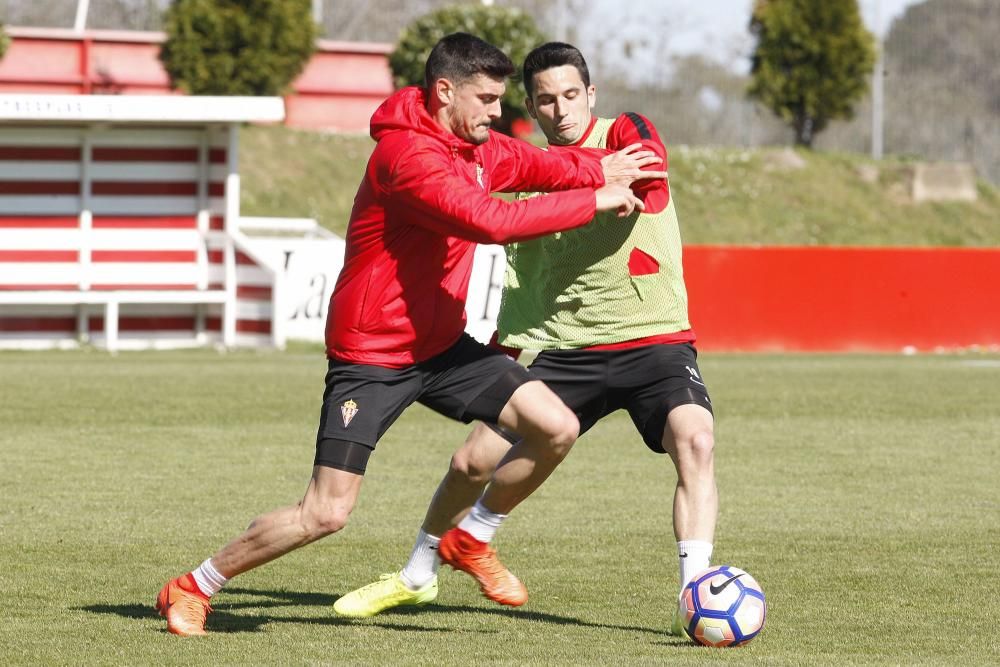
[325,86,607,367]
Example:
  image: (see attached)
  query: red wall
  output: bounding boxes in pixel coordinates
[685,246,1000,352]
[285,41,395,131]
[0,27,394,131]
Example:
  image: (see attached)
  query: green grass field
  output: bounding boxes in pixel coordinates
[1,349,998,665]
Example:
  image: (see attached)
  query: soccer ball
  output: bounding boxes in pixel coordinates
[678,565,766,647]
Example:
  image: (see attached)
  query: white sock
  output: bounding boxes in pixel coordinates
[399,529,441,589]
[677,540,713,592]
[191,558,228,597]
[457,500,507,543]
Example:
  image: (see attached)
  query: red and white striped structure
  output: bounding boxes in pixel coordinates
[0,27,394,133]
[0,94,287,350]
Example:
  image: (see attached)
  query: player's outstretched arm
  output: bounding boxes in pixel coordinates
[488,132,605,195]
[601,143,668,186]
[390,149,598,244]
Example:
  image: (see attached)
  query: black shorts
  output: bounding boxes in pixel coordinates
[493,342,712,454]
[314,333,532,473]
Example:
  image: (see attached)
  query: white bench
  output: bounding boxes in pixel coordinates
[0,289,228,351]
[0,214,233,351]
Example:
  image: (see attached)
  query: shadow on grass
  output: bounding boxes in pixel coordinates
[391,600,672,638]
[80,586,690,642]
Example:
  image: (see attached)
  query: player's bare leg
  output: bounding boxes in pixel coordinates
[480,380,579,512]
[422,423,513,534]
[157,466,363,635]
[439,380,579,606]
[660,402,716,636]
[211,465,364,575]
[662,403,717,545]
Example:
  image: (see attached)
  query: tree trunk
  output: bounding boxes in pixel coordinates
[794,114,815,148]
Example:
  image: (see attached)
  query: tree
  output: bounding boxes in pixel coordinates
[160,0,317,96]
[879,0,1000,183]
[748,0,875,148]
[886,0,1000,114]
[389,4,547,135]
[0,24,8,61]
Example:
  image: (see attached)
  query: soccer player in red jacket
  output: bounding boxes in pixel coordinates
[335,42,718,637]
[154,32,664,636]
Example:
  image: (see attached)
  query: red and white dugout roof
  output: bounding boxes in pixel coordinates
[0,94,285,125]
[0,94,285,217]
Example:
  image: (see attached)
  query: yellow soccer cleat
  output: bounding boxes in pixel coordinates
[333,572,438,618]
[671,606,691,639]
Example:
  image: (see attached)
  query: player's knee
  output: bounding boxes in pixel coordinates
[544,408,579,458]
[312,510,350,537]
[680,428,715,470]
[449,448,492,485]
[303,503,351,538]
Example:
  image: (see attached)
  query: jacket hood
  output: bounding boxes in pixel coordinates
[370,86,468,149]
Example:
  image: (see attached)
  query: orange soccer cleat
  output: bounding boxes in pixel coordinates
[155,574,213,636]
[438,527,527,607]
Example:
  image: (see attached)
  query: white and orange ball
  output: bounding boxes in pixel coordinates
[678,565,766,647]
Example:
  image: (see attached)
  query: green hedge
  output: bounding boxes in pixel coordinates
[389,4,547,135]
[160,0,317,96]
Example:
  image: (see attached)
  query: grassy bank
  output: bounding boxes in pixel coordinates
[240,125,1000,246]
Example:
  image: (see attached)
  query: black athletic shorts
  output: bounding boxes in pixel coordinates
[314,333,533,474]
[492,342,712,454]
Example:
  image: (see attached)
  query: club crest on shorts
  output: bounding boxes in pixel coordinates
[340,399,358,427]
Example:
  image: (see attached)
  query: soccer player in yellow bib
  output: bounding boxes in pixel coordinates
[335,42,718,635]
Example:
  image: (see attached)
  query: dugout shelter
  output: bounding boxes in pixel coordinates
[0,94,288,351]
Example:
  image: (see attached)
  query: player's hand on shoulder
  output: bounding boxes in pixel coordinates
[601,143,667,186]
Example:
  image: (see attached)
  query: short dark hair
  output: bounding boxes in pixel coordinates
[424,32,515,88]
[522,42,591,98]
